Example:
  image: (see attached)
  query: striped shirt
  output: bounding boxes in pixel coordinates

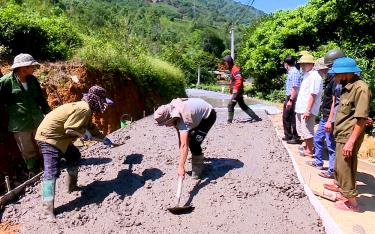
[285,67,302,96]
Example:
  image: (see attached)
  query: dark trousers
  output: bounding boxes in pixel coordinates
[228,91,250,113]
[189,110,216,155]
[37,141,81,180]
[282,96,299,140]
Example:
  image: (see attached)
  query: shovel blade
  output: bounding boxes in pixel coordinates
[167,205,194,215]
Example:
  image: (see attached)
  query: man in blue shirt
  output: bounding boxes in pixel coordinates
[282,56,302,144]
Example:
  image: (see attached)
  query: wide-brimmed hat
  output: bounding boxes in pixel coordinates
[298,50,310,57]
[154,104,175,126]
[11,53,40,69]
[329,57,361,74]
[314,57,328,70]
[298,54,315,64]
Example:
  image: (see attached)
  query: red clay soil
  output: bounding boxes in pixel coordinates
[0,61,164,194]
[1,110,324,233]
[0,221,19,234]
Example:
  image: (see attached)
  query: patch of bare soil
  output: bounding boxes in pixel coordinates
[0,221,19,234]
[1,110,324,233]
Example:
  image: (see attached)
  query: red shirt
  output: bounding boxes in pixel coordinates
[230,65,244,93]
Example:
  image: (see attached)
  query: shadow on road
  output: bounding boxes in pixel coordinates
[79,157,112,166]
[184,157,243,207]
[56,153,163,214]
[357,171,375,212]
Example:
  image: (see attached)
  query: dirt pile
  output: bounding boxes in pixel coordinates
[1,110,324,233]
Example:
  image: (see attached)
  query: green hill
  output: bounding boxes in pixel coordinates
[0,0,263,87]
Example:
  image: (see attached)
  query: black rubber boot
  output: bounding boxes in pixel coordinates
[67,175,78,193]
[245,108,262,121]
[67,166,79,193]
[227,112,234,123]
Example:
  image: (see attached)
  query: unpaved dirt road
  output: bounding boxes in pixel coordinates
[1,91,324,233]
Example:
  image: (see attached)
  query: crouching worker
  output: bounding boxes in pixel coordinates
[35,85,114,220]
[154,98,216,179]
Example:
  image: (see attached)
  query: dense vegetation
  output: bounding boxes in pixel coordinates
[0,0,261,102]
[238,0,374,112]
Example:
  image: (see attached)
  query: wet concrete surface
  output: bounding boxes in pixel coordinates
[1,90,324,233]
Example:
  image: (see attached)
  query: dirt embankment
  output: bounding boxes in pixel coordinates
[2,110,324,233]
[1,61,164,134]
[0,61,164,194]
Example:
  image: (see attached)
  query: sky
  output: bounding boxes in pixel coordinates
[236,0,309,13]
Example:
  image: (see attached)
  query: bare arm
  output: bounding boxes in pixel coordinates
[286,86,298,109]
[178,132,189,176]
[303,93,317,119]
[342,118,367,157]
[290,86,298,100]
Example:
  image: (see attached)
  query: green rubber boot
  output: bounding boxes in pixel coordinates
[24,157,40,178]
[67,166,79,193]
[192,154,204,180]
[42,178,56,221]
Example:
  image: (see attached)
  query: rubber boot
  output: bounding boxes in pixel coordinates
[67,166,78,193]
[25,157,40,178]
[191,153,204,179]
[227,111,234,123]
[42,178,56,221]
[245,108,262,121]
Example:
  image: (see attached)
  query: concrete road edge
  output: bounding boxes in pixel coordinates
[272,122,343,234]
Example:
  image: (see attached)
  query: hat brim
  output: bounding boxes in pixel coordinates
[329,67,361,74]
[83,93,114,105]
[11,61,40,69]
[155,117,178,126]
[105,98,114,105]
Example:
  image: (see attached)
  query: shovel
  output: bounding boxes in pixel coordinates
[65,129,121,148]
[167,176,194,214]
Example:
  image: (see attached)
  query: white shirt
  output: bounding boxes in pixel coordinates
[295,70,323,115]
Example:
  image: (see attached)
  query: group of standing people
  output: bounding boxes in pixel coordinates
[282,48,372,212]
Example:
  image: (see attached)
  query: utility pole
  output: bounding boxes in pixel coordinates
[230,25,235,60]
[197,64,201,85]
[193,0,196,19]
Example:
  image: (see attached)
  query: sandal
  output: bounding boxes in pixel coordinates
[299,149,314,157]
[323,183,340,192]
[305,161,323,170]
[334,201,359,212]
[319,171,334,179]
[335,193,348,202]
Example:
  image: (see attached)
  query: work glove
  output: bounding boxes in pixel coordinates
[82,130,92,141]
[103,137,113,146]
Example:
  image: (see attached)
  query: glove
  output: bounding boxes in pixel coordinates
[82,130,92,141]
[103,137,113,146]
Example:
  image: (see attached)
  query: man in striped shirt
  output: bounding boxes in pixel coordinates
[282,56,302,144]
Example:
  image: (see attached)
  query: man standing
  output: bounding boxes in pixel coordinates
[324,58,371,212]
[222,55,261,123]
[0,53,51,175]
[295,54,323,156]
[35,85,114,220]
[282,56,302,144]
[154,98,216,179]
[305,49,345,179]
